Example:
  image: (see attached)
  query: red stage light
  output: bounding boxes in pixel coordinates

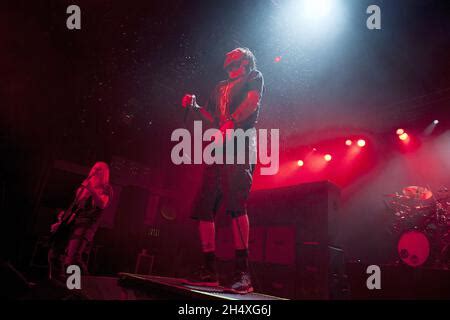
[399,132,409,141]
[274,56,282,63]
[297,160,304,167]
[357,139,366,147]
[324,154,332,162]
[396,128,405,135]
[345,139,352,146]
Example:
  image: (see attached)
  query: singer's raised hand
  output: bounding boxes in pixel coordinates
[182,94,196,108]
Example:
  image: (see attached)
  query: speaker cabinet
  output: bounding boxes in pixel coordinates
[244,181,345,299]
[265,226,296,266]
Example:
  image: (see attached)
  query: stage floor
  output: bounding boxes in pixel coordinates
[117,273,288,300]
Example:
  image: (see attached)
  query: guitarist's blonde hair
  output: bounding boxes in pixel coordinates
[89,161,110,186]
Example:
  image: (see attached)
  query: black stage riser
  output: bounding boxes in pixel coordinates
[216,181,344,299]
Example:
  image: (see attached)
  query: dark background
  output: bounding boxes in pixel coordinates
[1,0,450,276]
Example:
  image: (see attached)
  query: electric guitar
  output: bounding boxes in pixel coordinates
[48,199,82,244]
[48,182,90,244]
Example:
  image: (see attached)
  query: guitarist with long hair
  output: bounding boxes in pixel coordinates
[48,162,112,280]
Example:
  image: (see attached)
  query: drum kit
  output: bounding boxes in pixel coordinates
[384,185,450,268]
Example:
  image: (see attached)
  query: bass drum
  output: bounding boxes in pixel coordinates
[397,230,430,267]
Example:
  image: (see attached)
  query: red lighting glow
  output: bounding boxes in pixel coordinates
[274,56,282,63]
[345,139,352,146]
[357,139,366,147]
[297,160,304,167]
[324,154,332,162]
[399,132,409,141]
[396,128,405,135]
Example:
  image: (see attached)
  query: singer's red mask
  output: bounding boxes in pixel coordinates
[224,49,249,79]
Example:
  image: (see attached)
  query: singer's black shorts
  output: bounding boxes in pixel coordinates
[191,161,255,221]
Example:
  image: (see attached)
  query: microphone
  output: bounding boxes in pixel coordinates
[183,94,196,124]
[183,106,189,124]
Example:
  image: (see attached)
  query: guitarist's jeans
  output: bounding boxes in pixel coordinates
[48,224,96,279]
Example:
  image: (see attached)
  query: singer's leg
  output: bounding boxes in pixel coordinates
[185,165,220,286]
[199,220,217,274]
[224,162,254,294]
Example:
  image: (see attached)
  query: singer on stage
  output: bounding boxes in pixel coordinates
[181,47,264,294]
[47,162,112,280]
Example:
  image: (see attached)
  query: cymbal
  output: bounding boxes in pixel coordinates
[383,193,409,199]
[402,186,433,200]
